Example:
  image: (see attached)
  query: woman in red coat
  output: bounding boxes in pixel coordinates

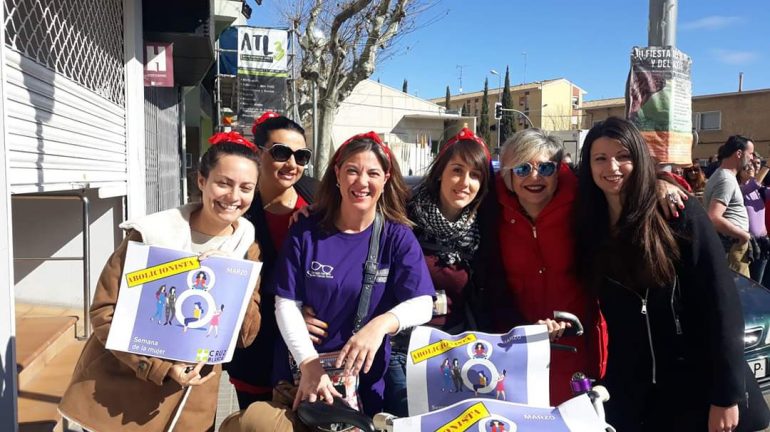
[477,128,608,405]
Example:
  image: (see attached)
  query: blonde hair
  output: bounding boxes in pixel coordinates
[500,129,563,190]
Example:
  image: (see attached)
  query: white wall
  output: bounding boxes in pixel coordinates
[12,190,122,308]
[0,3,19,428]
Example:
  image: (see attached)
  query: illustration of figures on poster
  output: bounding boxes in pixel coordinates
[406,326,550,416]
[106,242,261,364]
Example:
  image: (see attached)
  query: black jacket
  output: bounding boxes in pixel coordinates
[224,175,319,389]
[598,198,746,428]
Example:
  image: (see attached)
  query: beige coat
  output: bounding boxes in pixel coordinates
[59,230,262,432]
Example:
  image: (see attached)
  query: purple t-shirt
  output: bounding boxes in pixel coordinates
[269,214,435,415]
[740,179,767,237]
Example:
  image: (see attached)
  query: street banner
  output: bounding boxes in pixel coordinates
[392,395,608,432]
[625,46,693,164]
[106,242,260,364]
[237,27,289,131]
[406,325,550,416]
[144,42,174,87]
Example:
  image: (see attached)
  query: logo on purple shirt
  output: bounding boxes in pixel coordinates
[307,261,334,279]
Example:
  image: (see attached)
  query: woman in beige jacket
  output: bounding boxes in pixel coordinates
[59,132,264,432]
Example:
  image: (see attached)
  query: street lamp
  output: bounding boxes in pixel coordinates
[504,108,534,129]
[489,69,502,149]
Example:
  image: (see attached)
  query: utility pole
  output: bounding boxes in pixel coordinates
[648,0,677,46]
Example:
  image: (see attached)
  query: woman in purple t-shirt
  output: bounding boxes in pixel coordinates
[220,132,435,431]
[738,162,770,281]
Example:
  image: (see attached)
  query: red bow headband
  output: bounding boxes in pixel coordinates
[208,131,257,151]
[334,131,392,170]
[440,127,491,161]
[251,111,282,136]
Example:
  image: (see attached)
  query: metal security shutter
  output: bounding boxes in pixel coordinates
[144,86,182,213]
[3,0,127,193]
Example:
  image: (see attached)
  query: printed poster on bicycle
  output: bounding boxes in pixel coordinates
[393,395,607,432]
[106,242,261,364]
[406,325,550,416]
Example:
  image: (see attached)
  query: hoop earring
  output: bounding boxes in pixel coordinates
[335,182,340,188]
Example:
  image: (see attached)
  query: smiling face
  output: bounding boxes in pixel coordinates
[197,154,258,229]
[508,151,559,217]
[438,154,482,220]
[259,128,307,190]
[589,136,634,198]
[335,150,390,215]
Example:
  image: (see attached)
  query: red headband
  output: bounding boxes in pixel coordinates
[208,131,257,151]
[334,131,392,170]
[251,111,281,136]
[440,127,491,160]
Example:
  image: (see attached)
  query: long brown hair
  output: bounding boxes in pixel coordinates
[315,138,411,230]
[575,117,679,286]
[418,139,491,215]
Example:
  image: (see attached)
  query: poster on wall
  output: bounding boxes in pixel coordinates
[237,27,289,132]
[406,325,550,416]
[106,242,260,364]
[625,46,693,164]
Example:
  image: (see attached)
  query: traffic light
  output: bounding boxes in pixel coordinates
[494,102,502,120]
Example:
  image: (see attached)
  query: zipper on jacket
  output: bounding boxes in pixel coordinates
[532,225,537,239]
[606,276,657,384]
[670,277,683,335]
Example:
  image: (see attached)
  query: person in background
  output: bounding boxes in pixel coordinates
[703,135,754,277]
[58,131,263,432]
[705,154,720,178]
[219,132,434,431]
[738,162,770,282]
[683,163,707,198]
[574,117,766,431]
[226,112,318,409]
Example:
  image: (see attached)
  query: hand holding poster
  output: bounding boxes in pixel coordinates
[406,325,550,416]
[106,242,261,364]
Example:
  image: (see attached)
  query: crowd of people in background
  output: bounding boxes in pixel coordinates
[57,113,770,432]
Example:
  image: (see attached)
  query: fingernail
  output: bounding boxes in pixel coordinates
[674,211,679,217]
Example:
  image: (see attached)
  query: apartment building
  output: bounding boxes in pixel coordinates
[429,78,586,147]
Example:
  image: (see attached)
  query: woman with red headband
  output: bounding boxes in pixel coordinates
[219,132,434,431]
[381,127,492,415]
[226,111,319,409]
[59,132,262,431]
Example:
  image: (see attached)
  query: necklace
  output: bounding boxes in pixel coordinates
[262,189,298,211]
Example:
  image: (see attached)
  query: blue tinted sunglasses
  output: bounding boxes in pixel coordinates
[510,161,559,178]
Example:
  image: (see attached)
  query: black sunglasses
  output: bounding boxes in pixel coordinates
[263,143,312,166]
[509,161,558,178]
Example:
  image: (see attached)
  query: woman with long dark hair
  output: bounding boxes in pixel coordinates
[574,117,767,431]
[226,112,319,408]
[59,132,263,431]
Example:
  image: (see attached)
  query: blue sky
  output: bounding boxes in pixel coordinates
[247,0,770,101]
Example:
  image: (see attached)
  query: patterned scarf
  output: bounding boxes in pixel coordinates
[408,186,481,266]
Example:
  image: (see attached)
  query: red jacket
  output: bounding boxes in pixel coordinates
[494,164,607,405]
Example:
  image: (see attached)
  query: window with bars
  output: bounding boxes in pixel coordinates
[694,111,721,131]
[4,0,125,105]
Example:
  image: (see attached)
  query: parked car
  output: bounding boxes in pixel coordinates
[737,272,770,391]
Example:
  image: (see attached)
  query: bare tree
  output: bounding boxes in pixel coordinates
[282,0,435,177]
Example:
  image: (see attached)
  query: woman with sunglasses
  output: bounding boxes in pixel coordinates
[476,128,607,406]
[225,112,319,409]
[219,132,434,431]
[59,132,262,431]
[574,117,769,431]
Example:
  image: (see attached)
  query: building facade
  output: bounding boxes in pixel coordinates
[429,78,586,147]
[581,89,770,159]
[324,79,476,175]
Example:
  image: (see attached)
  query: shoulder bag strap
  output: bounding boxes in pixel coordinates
[352,211,384,333]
